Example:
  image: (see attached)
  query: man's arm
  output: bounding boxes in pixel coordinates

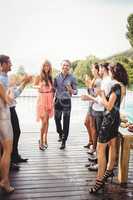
[14,76,32,98]
[0,83,6,104]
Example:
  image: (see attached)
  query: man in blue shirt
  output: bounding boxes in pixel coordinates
[54,60,78,149]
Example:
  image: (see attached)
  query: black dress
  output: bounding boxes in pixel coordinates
[98,83,121,143]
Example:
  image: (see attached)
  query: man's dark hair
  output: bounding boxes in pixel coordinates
[0,55,10,65]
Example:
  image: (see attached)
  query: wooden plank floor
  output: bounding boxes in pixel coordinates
[0,96,133,200]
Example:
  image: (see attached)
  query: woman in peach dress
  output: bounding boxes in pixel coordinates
[34,60,54,150]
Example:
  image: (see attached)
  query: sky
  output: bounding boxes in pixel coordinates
[0,0,133,73]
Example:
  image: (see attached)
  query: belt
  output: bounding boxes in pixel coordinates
[39,91,53,93]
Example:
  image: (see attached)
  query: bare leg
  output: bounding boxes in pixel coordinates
[0,139,14,192]
[44,116,49,145]
[90,117,97,150]
[40,120,45,146]
[107,138,117,170]
[97,142,108,179]
[84,114,93,145]
[89,142,107,193]
[41,113,49,146]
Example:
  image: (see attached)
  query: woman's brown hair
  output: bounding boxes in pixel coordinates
[109,62,129,86]
[40,60,53,86]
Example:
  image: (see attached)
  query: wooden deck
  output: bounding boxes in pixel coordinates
[0,96,133,200]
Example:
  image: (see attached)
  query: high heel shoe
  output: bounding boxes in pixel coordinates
[89,179,105,194]
[103,170,114,183]
[38,140,45,151]
[0,183,15,194]
[83,143,92,149]
[44,144,48,149]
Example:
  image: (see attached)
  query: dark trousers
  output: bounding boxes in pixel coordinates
[10,107,21,160]
[54,98,71,142]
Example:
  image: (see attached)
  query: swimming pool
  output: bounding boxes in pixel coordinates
[121,91,133,122]
[20,88,133,122]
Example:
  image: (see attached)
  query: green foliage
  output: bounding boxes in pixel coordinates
[74,60,89,81]
[73,55,99,86]
[71,60,80,71]
[52,67,59,78]
[77,79,85,88]
[126,14,133,47]
[72,53,133,88]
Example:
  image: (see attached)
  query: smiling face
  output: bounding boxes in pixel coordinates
[43,63,51,74]
[61,60,70,75]
[1,58,12,73]
[42,60,52,75]
[99,65,104,77]
[91,64,98,77]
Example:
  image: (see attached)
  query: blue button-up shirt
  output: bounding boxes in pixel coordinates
[0,72,8,90]
[54,73,78,99]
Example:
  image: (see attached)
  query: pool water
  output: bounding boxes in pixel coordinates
[125,103,133,122]
[121,91,133,122]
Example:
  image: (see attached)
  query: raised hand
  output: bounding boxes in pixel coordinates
[22,75,33,85]
[65,84,73,95]
[84,74,92,88]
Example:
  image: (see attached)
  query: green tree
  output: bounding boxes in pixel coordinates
[71,60,80,71]
[73,55,99,87]
[126,14,133,47]
[52,67,59,78]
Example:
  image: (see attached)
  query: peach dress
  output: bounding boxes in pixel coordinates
[36,81,54,121]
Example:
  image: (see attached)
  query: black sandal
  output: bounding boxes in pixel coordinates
[84,143,92,149]
[89,179,105,194]
[103,170,114,183]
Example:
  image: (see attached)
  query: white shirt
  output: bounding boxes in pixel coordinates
[96,76,117,107]
[101,76,116,96]
[92,78,104,112]
[93,76,116,111]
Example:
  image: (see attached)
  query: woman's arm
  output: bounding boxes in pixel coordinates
[100,91,117,111]
[81,94,98,102]
[85,76,96,89]
[81,90,117,112]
